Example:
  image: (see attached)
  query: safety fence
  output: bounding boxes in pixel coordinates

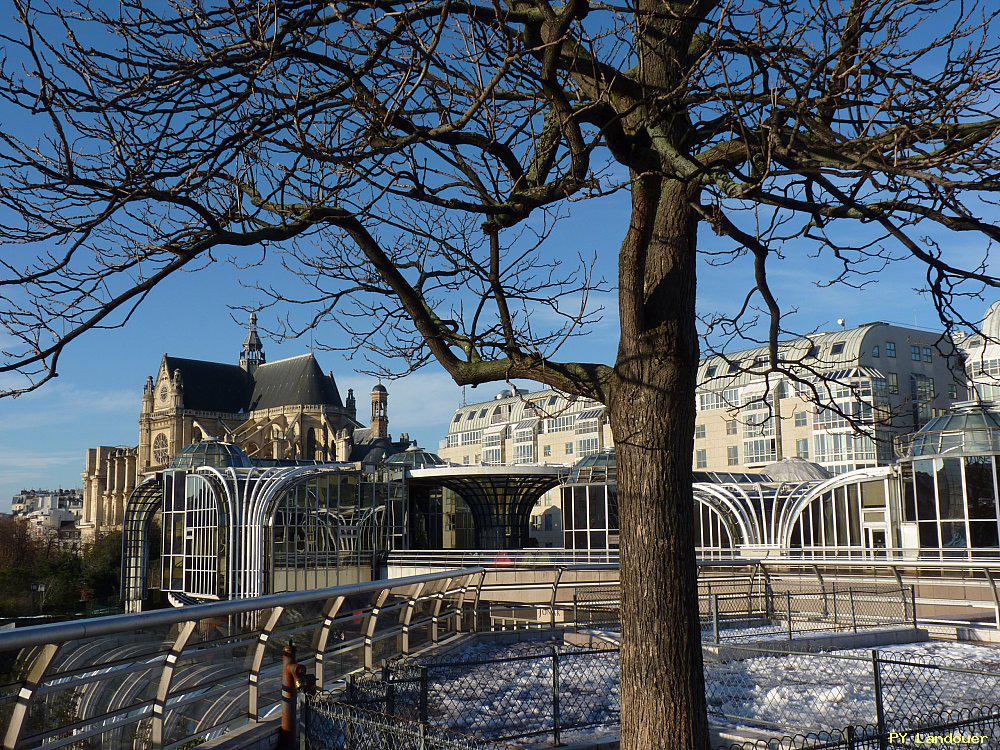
[701,584,916,644]
[565,581,915,643]
[719,705,1000,750]
[302,701,514,750]
[322,640,1000,745]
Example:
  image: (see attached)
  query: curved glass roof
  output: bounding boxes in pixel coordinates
[563,449,616,484]
[384,446,447,468]
[896,402,1000,459]
[170,439,252,470]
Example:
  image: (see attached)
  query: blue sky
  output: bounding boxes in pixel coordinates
[0,2,996,508]
[1,181,994,509]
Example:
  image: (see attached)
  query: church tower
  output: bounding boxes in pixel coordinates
[371,384,388,439]
[239,312,266,373]
[346,388,357,421]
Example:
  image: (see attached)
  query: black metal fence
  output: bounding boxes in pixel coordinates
[341,646,617,744]
[322,641,1000,746]
[303,700,513,749]
[719,705,1000,750]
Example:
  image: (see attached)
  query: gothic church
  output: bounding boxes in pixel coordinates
[80,315,408,539]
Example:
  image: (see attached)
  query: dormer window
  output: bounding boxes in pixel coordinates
[830,343,845,355]
[706,366,718,378]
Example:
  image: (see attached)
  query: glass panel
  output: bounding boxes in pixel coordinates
[914,459,936,521]
[562,487,574,529]
[939,522,967,550]
[590,532,606,549]
[918,522,940,549]
[901,464,916,521]
[861,479,886,509]
[573,487,587,531]
[966,456,997,519]
[589,492,606,527]
[936,458,964,520]
[970,522,1000,549]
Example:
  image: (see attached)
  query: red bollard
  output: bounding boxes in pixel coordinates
[279,644,306,749]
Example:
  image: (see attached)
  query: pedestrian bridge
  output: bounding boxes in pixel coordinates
[4,556,1000,749]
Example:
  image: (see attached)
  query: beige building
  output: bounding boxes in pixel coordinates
[695,322,965,475]
[961,301,1000,404]
[80,314,408,540]
[438,323,967,545]
[438,387,612,546]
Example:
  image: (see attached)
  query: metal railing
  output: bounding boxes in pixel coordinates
[700,585,916,644]
[0,568,484,750]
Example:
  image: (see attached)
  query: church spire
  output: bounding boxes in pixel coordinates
[239,312,266,373]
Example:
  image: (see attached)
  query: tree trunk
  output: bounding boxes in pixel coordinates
[609,176,708,750]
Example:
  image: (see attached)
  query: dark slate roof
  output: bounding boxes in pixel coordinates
[163,356,251,413]
[247,355,344,411]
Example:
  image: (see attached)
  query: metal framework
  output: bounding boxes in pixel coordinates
[122,464,405,609]
[0,569,484,750]
[408,466,561,549]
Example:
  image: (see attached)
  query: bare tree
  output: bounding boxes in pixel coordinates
[0,0,998,745]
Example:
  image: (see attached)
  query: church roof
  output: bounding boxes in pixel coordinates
[163,356,251,413]
[247,354,344,411]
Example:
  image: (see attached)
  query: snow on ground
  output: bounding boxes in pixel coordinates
[412,638,1000,739]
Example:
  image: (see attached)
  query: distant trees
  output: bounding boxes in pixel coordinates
[0,518,121,617]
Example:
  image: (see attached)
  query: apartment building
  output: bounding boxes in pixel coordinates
[438,387,612,545]
[961,300,1000,403]
[695,322,965,475]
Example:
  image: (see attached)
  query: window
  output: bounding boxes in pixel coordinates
[466,411,476,420]
[727,446,739,466]
[796,438,810,459]
[578,437,600,456]
[452,413,462,423]
[699,392,724,411]
[513,444,534,463]
[794,411,809,427]
[727,361,740,374]
[744,438,777,463]
[753,355,769,369]
[726,420,738,435]
[705,366,717,378]
[696,449,707,469]
[886,341,896,358]
[479,408,487,418]
[948,383,958,400]
[922,346,933,363]
[543,445,552,457]
[871,345,880,358]
[463,455,470,465]
[888,372,899,395]
[153,433,169,464]
[565,442,573,455]
[544,414,576,432]
[695,424,706,439]
[806,345,819,359]
[911,345,922,362]
[831,342,845,355]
